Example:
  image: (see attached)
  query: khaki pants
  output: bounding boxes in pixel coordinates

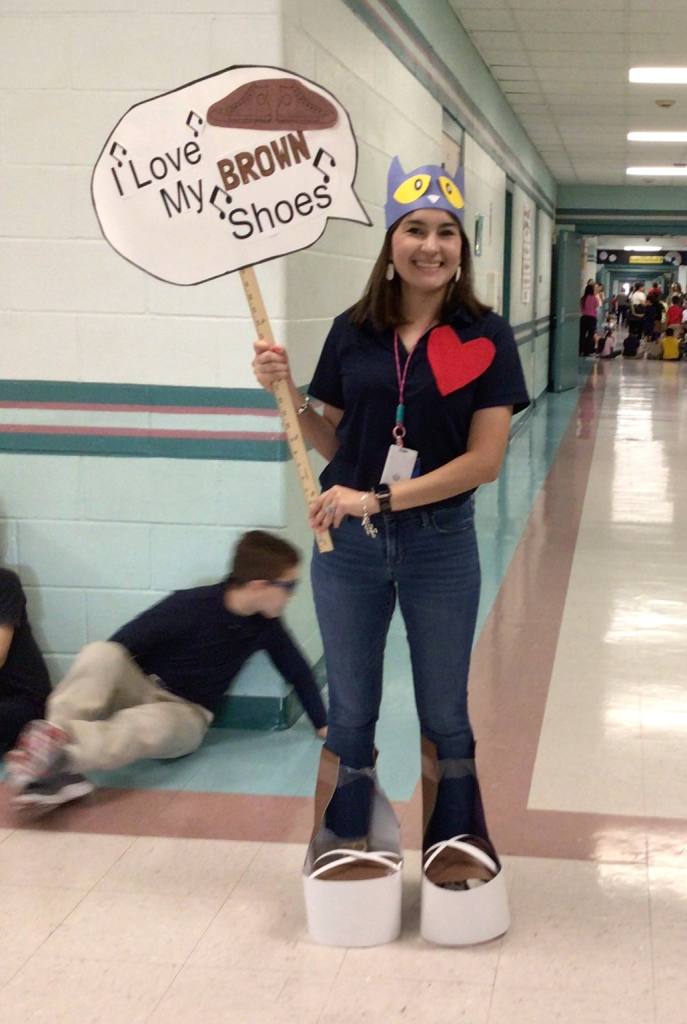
[47,641,213,773]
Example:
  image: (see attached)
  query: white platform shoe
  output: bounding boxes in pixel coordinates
[303,748,403,947]
[419,736,510,946]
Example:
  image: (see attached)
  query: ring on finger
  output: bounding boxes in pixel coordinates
[325,505,336,514]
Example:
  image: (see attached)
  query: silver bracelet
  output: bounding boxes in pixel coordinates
[360,490,378,538]
[297,395,311,415]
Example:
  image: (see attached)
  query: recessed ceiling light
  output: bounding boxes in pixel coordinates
[626,166,687,175]
[628,131,687,141]
[623,246,662,252]
[630,68,687,83]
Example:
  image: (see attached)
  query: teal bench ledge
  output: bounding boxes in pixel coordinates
[211,656,327,731]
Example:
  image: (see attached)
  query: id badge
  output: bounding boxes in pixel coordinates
[380,444,419,484]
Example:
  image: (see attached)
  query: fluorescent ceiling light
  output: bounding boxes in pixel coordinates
[628,131,687,142]
[623,246,662,252]
[626,166,687,175]
[629,67,687,83]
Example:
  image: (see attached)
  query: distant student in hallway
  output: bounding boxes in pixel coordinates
[0,568,51,750]
[666,295,683,330]
[579,283,598,356]
[5,531,327,811]
[662,327,681,361]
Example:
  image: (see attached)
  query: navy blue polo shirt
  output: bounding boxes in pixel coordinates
[308,308,530,499]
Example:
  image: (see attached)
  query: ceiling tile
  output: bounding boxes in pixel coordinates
[512,10,619,31]
[448,1,687,186]
[475,49,531,64]
[523,32,617,51]
[534,68,627,84]
[508,0,625,8]
[492,65,537,81]
[448,1,511,10]
[530,52,628,68]
[457,8,517,30]
[469,30,527,51]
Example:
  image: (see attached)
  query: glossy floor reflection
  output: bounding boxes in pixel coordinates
[1,358,686,1024]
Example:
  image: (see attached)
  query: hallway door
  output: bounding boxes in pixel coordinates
[550,228,581,392]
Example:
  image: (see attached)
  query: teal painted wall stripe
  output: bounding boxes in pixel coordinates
[513,316,552,348]
[0,379,277,409]
[0,380,288,459]
[0,432,287,460]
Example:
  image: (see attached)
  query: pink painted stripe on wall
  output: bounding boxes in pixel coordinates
[0,401,280,417]
[0,424,286,440]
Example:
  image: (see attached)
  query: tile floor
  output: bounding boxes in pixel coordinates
[0,357,686,1023]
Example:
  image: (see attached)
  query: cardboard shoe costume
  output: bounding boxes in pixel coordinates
[303,157,510,947]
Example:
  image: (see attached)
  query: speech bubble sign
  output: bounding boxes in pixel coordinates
[91,65,371,285]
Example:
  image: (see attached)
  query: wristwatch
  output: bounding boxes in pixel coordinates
[375,486,392,514]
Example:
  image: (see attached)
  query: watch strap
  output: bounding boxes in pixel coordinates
[375,487,392,514]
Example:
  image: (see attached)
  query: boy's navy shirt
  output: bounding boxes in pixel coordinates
[110,583,327,728]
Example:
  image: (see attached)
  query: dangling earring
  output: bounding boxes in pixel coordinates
[454,265,462,283]
[386,262,395,281]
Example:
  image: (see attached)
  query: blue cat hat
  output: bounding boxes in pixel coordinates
[384,157,466,230]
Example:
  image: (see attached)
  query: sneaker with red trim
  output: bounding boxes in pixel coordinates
[10,763,94,812]
[4,720,70,789]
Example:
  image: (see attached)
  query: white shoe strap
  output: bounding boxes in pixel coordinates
[310,848,402,880]
[423,834,498,876]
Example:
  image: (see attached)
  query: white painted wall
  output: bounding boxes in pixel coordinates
[463,134,506,310]
[0,2,285,388]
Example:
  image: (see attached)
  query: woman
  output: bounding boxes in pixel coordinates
[253,159,529,941]
[594,282,605,337]
[579,283,598,356]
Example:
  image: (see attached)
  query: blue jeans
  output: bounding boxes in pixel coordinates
[312,499,483,841]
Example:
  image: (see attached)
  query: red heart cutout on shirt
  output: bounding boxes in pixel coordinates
[426,326,496,396]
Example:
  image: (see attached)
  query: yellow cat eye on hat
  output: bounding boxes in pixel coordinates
[438,176,465,209]
[392,174,431,204]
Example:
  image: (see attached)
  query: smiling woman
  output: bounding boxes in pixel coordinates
[252,155,530,947]
[389,209,462,301]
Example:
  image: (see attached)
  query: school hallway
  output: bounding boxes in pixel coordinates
[0,357,685,1024]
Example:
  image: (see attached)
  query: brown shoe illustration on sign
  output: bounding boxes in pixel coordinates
[207,77,339,132]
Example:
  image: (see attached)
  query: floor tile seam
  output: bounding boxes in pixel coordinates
[74,832,139,893]
[315,954,349,1023]
[0,952,31,996]
[141,889,235,978]
[137,960,186,1024]
[19,882,100,966]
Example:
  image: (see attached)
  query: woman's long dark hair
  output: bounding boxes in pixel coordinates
[349,216,491,331]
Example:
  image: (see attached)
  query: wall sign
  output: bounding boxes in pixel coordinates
[92,65,371,285]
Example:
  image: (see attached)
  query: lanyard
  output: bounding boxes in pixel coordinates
[393,322,435,445]
[392,329,416,446]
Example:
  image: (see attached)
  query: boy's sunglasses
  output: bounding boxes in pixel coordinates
[267,579,299,592]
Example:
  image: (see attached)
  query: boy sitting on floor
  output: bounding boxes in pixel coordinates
[662,327,681,361]
[5,530,327,812]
